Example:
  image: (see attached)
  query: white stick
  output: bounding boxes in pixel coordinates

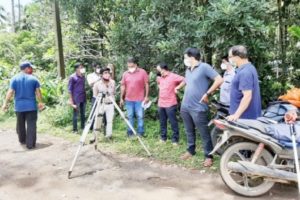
[290,124,300,193]
[109,96,151,156]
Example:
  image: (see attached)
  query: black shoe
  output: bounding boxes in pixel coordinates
[89,138,96,144]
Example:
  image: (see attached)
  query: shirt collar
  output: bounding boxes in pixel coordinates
[128,68,140,74]
[238,62,251,71]
[161,71,170,78]
[188,62,201,72]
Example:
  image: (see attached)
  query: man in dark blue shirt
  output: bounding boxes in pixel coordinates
[227,45,261,121]
[2,61,44,149]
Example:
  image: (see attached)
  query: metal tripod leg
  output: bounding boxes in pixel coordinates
[290,124,300,194]
[68,94,103,178]
[108,96,151,157]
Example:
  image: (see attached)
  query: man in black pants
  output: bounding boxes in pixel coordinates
[2,62,44,149]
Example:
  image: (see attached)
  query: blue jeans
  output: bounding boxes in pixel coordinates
[125,101,144,136]
[73,102,86,131]
[159,105,179,143]
[180,109,213,158]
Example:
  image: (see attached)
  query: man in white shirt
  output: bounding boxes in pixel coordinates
[220,55,235,106]
[87,63,101,130]
[87,63,101,89]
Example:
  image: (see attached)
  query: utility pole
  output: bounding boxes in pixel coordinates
[18,0,21,28]
[53,0,65,79]
[11,0,15,32]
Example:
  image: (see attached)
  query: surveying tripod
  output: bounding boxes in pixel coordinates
[68,92,151,178]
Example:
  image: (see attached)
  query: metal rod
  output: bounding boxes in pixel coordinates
[68,94,103,178]
[109,96,151,156]
[290,124,300,194]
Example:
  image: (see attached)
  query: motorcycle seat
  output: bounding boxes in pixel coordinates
[235,119,268,134]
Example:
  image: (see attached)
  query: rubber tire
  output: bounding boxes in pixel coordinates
[220,142,275,197]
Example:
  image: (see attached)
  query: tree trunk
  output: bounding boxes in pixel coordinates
[53,0,65,79]
[277,0,287,76]
[11,0,15,32]
[18,0,20,29]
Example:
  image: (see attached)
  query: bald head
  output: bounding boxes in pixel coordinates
[228,45,249,67]
[229,45,248,59]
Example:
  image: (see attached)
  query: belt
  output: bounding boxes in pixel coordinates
[104,102,113,105]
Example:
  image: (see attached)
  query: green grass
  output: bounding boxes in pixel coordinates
[0,110,220,172]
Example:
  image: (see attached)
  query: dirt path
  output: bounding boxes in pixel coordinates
[0,130,298,200]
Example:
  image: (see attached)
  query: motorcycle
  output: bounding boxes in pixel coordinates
[210,117,300,197]
[209,101,295,155]
[208,100,229,154]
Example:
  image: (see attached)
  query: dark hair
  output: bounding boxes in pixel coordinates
[100,67,110,74]
[74,63,82,70]
[229,45,248,59]
[157,62,169,71]
[221,55,229,62]
[127,57,138,65]
[92,62,100,68]
[184,47,201,61]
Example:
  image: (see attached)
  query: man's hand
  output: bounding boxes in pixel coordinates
[226,114,240,122]
[38,102,45,111]
[71,104,77,110]
[143,97,149,104]
[2,102,8,112]
[285,110,297,124]
[174,87,179,94]
[199,93,209,104]
[119,99,124,107]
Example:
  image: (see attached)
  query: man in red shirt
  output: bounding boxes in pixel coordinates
[120,57,149,137]
[156,62,185,145]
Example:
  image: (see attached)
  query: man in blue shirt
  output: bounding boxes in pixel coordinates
[2,62,44,149]
[227,45,261,121]
[177,47,223,167]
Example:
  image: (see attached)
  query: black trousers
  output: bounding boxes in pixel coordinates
[16,111,38,149]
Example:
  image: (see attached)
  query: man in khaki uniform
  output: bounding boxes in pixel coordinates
[93,68,115,139]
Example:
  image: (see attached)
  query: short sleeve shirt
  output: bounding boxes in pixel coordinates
[87,72,101,88]
[181,62,219,112]
[220,70,235,106]
[229,63,261,119]
[157,72,185,108]
[93,80,116,103]
[10,73,40,112]
[121,68,149,102]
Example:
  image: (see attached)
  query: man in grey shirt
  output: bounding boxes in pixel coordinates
[178,47,223,167]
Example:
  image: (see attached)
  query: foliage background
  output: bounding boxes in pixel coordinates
[0,0,299,132]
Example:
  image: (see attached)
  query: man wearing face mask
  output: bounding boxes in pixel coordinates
[226,45,261,121]
[120,57,149,137]
[219,55,235,106]
[2,61,44,149]
[179,47,223,167]
[87,63,102,130]
[68,63,87,133]
[87,63,101,89]
[93,68,115,139]
[156,62,185,145]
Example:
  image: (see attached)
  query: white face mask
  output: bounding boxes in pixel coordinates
[80,68,86,74]
[128,67,136,73]
[184,58,192,68]
[220,63,227,70]
[96,68,100,73]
